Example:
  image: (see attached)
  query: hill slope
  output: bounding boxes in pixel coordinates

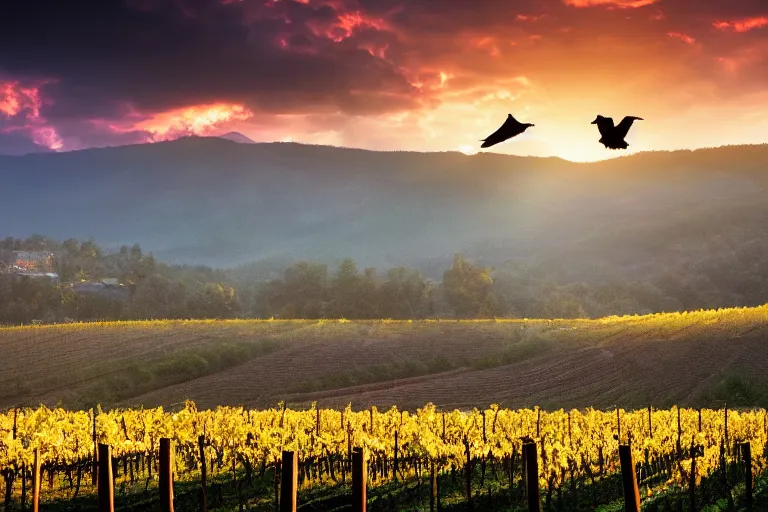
[1,138,767,275]
[2,308,767,411]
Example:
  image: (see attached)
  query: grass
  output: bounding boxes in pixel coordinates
[75,339,280,408]
[703,373,768,408]
[472,337,563,369]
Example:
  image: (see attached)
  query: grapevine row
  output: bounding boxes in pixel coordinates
[0,402,765,510]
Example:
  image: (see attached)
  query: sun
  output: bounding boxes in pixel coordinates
[458,144,478,155]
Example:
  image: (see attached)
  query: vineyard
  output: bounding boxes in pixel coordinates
[1,402,766,511]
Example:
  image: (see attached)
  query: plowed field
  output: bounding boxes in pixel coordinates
[2,307,767,411]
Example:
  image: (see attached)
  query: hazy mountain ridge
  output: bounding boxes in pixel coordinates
[1,138,767,277]
[218,132,257,144]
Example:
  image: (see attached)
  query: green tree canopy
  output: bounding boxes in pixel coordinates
[443,254,498,317]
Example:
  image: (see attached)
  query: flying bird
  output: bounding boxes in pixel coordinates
[591,115,643,150]
[480,114,534,149]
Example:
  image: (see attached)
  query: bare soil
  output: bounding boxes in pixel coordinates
[1,311,767,411]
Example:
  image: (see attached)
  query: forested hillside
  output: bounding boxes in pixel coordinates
[2,140,768,323]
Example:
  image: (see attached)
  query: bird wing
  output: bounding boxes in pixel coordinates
[596,117,614,138]
[615,116,642,140]
[480,115,529,148]
[481,116,515,142]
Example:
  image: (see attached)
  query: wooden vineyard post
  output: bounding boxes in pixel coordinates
[369,407,374,433]
[442,412,446,442]
[742,442,752,511]
[536,408,541,438]
[430,460,438,512]
[198,435,207,512]
[4,410,17,512]
[464,438,472,510]
[92,409,98,486]
[523,441,541,512]
[97,444,114,512]
[618,445,640,512]
[21,462,26,512]
[689,443,697,512]
[159,438,175,512]
[393,431,399,481]
[280,451,298,512]
[648,406,653,439]
[3,467,11,512]
[32,448,40,512]
[352,447,366,512]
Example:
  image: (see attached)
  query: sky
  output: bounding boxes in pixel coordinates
[1,0,768,162]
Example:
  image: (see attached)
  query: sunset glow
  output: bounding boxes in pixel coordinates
[136,103,254,141]
[0,0,767,160]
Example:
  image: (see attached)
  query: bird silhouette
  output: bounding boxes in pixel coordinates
[591,115,643,150]
[480,114,534,148]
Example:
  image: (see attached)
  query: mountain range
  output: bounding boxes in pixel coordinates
[1,137,767,283]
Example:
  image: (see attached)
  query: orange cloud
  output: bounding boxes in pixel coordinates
[713,17,768,33]
[0,80,63,150]
[324,11,389,43]
[136,103,254,140]
[472,37,501,57]
[563,0,658,7]
[30,126,64,150]
[667,31,695,45]
[516,14,544,21]
[0,81,43,118]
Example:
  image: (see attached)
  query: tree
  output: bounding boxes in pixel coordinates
[126,275,187,319]
[379,267,433,319]
[442,254,498,317]
[327,259,377,318]
[187,283,240,318]
[258,262,329,318]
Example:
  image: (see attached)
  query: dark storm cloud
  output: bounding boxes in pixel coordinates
[0,0,420,123]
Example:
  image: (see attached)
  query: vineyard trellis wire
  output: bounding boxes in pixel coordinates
[1,402,766,510]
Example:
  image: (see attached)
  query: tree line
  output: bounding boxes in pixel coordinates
[0,234,754,324]
[0,236,500,323]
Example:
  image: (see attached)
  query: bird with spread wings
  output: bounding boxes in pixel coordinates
[480,114,535,149]
[591,115,643,150]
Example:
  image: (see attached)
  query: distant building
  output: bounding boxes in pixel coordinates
[3,251,58,279]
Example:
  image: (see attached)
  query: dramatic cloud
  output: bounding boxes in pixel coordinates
[713,16,768,32]
[136,104,254,141]
[562,0,659,8]
[0,0,767,160]
[667,31,696,44]
[0,79,62,150]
